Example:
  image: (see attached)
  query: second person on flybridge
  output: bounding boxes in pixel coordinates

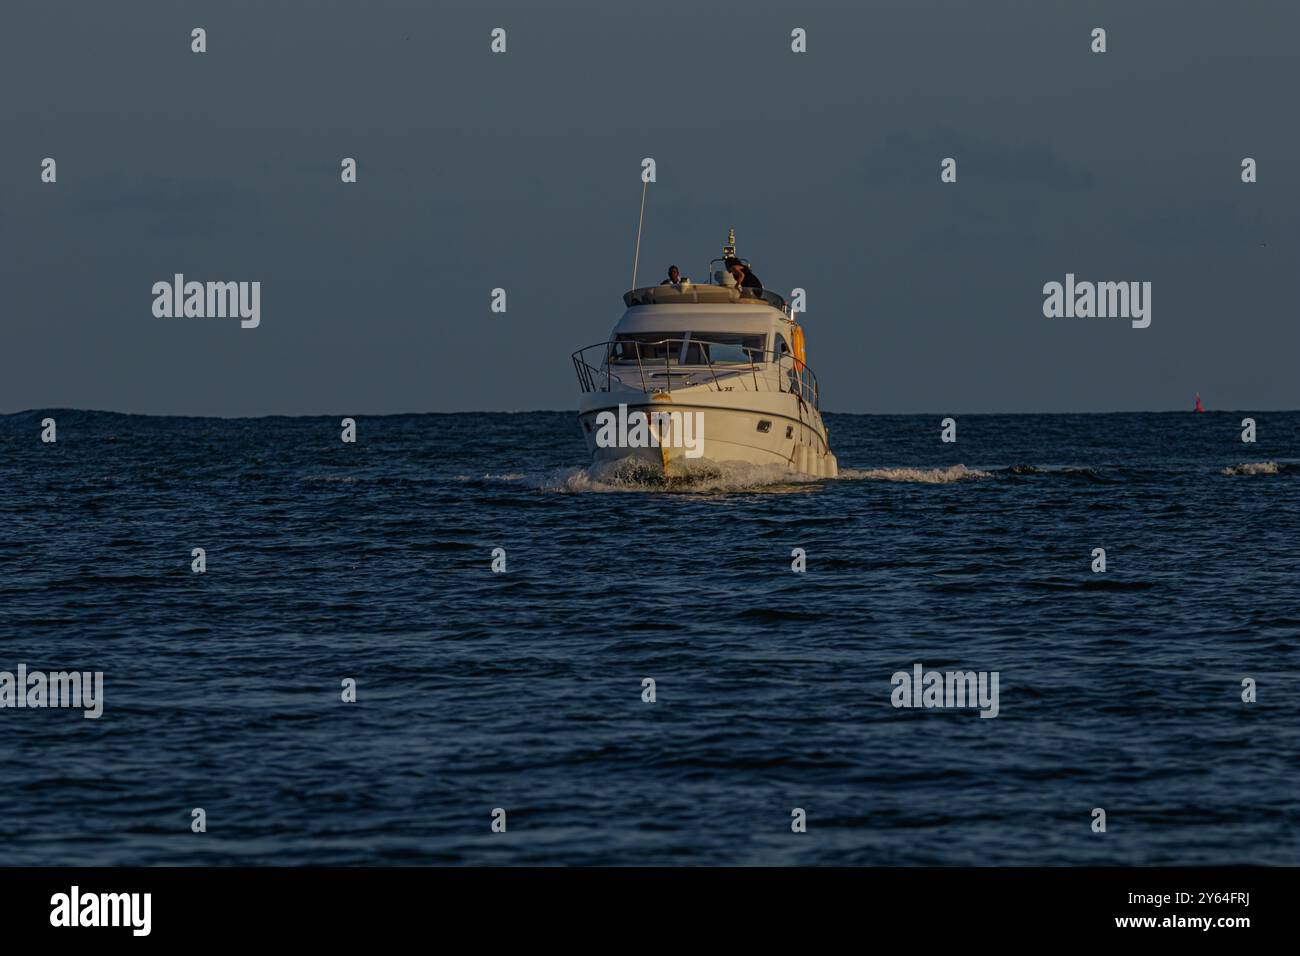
[724,257,763,294]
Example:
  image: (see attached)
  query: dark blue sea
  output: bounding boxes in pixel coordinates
[1,409,1297,866]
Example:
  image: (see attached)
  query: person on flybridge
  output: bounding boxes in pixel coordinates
[660,265,689,287]
[725,257,763,295]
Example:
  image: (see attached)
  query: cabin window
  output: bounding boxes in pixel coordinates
[756,420,773,433]
[692,333,767,365]
[610,334,684,363]
[612,332,767,365]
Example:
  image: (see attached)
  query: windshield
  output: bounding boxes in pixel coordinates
[609,334,681,363]
[693,333,767,364]
[611,332,768,365]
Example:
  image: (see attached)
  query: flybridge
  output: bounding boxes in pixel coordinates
[624,228,791,313]
[623,284,790,312]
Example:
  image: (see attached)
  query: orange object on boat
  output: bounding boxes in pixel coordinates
[791,324,806,371]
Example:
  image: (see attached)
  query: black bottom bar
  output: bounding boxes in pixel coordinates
[0,866,1276,940]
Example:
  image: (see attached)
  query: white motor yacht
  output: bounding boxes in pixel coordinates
[571,230,838,478]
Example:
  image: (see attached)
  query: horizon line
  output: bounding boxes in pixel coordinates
[3,406,1297,421]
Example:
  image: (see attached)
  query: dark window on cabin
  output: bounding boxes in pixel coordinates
[612,332,766,366]
[610,334,685,364]
[693,333,767,365]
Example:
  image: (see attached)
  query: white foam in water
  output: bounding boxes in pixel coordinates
[519,457,823,494]
[838,464,992,484]
[1222,461,1279,476]
[481,459,996,492]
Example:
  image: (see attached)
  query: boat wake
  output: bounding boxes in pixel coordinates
[838,464,992,484]
[465,458,1298,494]
[528,457,822,493]
[1221,461,1288,476]
[494,459,991,493]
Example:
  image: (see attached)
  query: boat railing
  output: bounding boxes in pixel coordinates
[571,337,820,409]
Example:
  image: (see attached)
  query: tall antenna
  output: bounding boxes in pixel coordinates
[631,178,649,289]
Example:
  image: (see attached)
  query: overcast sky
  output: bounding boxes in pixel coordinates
[3,0,1297,415]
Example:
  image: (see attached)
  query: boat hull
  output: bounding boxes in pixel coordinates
[576,390,837,478]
